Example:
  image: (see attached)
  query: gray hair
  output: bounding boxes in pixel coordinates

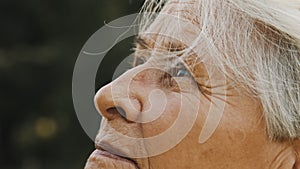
[138,0,300,141]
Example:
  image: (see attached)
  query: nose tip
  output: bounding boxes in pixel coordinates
[94,85,114,120]
[94,83,141,122]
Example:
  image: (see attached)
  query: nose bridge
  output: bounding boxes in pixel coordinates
[109,65,161,99]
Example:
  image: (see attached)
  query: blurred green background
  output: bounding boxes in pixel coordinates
[0,0,143,168]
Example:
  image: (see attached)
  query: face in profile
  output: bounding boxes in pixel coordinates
[84,0,300,169]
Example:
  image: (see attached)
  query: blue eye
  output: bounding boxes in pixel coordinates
[170,62,192,77]
[176,69,191,77]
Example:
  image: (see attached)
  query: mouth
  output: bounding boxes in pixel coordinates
[97,145,139,166]
[84,144,140,169]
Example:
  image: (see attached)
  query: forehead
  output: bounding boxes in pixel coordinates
[139,0,200,49]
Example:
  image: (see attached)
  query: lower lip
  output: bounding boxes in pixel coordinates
[92,149,127,161]
[89,149,138,167]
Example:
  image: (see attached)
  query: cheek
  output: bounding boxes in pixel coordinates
[141,93,182,137]
[141,90,202,137]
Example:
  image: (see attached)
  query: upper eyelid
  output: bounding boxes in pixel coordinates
[133,50,192,70]
[133,36,198,71]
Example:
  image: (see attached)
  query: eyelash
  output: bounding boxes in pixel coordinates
[134,57,191,77]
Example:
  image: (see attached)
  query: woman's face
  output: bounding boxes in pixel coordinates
[84,1,295,169]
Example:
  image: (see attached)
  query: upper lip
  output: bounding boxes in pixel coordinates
[95,143,139,168]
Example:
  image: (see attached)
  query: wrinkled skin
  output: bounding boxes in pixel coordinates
[84,0,300,169]
[85,150,138,169]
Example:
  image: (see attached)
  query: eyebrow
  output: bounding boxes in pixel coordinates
[133,36,185,67]
[134,36,186,52]
[134,36,152,50]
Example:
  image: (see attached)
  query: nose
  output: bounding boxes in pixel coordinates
[94,69,143,122]
[94,85,142,122]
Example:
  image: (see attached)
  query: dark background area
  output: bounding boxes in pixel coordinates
[0,0,143,168]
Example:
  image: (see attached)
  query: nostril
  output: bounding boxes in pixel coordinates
[106,107,128,121]
[115,106,127,119]
[106,107,118,114]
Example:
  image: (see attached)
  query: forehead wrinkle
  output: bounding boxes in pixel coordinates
[137,17,200,53]
[139,7,201,52]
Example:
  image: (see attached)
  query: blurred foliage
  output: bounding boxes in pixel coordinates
[0,0,143,168]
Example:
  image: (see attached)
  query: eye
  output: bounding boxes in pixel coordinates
[169,62,192,78]
[160,61,195,92]
[176,69,191,77]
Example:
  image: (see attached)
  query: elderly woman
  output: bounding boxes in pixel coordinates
[84,0,300,168]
